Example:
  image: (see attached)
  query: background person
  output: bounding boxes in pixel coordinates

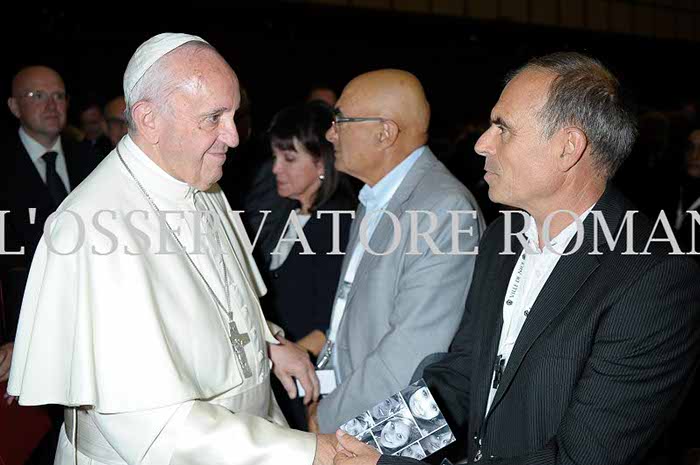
[259,100,355,429]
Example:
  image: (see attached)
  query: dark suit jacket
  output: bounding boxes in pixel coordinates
[257,191,355,430]
[0,132,100,343]
[258,192,355,343]
[380,186,700,465]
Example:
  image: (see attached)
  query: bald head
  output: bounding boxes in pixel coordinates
[327,69,431,185]
[8,66,67,148]
[11,66,64,97]
[341,69,430,143]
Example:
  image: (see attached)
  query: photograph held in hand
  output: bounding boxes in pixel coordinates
[339,379,455,458]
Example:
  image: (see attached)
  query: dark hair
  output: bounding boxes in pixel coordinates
[507,52,638,178]
[267,100,339,212]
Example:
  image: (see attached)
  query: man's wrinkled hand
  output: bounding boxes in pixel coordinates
[334,430,381,465]
[313,433,338,465]
[0,342,14,383]
[269,335,319,404]
[308,400,320,433]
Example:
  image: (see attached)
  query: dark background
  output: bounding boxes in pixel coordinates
[1,2,698,141]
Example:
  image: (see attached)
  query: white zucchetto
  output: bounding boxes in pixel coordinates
[123,32,208,100]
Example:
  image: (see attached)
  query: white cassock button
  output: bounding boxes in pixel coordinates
[257,350,264,363]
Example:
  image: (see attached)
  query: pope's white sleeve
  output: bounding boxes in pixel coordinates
[88,401,316,465]
[87,402,192,464]
[171,401,316,465]
[267,320,284,340]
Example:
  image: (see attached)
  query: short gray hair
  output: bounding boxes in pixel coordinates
[124,41,217,132]
[508,52,638,178]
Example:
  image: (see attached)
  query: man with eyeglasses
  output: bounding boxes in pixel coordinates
[307,69,485,434]
[333,53,700,465]
[1,65,99,465]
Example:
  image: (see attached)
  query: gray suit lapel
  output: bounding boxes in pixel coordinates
[342,148,439,311]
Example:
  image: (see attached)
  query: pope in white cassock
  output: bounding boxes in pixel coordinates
[8,33,336,465]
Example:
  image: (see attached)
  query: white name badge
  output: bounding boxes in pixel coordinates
[296,369,337,397]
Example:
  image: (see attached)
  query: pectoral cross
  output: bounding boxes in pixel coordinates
[229,319,253,378]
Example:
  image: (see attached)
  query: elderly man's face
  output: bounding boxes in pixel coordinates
[156,55,240,191]
[8,67,67,145]
[326,88,380,182]
[474,69,562,212]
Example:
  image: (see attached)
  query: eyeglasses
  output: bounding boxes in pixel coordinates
[16,90,67,103]
[332,108,387,126]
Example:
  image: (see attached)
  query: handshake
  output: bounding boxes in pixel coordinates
[314,430,381,465]
[311,379,455,465]
[269,338,451,465]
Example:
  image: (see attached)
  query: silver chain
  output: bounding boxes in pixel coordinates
[116,147,234,326]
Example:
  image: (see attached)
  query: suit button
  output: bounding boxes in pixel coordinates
[272,271,280,279]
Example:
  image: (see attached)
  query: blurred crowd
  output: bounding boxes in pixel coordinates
[0,54,698,465]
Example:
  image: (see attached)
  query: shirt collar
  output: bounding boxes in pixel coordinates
[119,134,193,201]
[358,145,425,210]
[19,126,63,163]
[523,205,595,253]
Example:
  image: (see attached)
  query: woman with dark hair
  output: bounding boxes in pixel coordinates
[259,100,355,429]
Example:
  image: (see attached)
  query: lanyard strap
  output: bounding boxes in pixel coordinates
[317,238,365,369]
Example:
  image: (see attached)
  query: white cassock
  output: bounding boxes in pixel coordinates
[8,135,316,465]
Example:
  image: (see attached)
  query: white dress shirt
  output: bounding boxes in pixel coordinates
[19,126,71,191]
[327,145,426,375]
[485,207,593,415]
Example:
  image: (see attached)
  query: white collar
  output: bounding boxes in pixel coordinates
[358,145,425,210]
[19,126,63,163]
[523,205,595,253]
[119,134,194,201]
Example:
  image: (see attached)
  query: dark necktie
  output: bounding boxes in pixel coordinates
[43,151,68,206]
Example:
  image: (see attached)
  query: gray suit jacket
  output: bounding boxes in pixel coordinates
[317,147,485,432]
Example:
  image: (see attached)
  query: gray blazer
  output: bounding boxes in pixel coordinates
[317,147,485,432]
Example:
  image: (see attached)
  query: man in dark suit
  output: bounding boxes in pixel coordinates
[1,65,98,377]
[333,53,700,465]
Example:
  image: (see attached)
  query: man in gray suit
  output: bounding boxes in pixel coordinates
[308,69,484,433]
